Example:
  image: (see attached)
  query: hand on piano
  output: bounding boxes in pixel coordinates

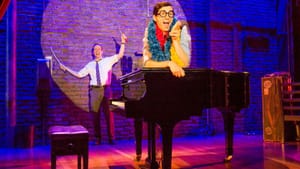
[167,61,185,77]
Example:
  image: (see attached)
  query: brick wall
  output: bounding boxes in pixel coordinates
[206,0,279,133]
[0,4,8,147]
[0,0,285,146]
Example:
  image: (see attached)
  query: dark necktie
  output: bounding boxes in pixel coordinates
[96,61,101,86]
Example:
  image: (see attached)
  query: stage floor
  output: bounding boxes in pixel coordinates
[1,134,300,169]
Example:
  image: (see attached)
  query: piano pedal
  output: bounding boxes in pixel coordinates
[224,155,233,162]
[135,154,142,161]
[150,161,160,169]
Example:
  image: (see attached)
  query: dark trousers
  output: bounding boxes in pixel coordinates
[89,86,114,141]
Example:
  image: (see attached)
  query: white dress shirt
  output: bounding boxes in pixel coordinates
[75,54,119,86]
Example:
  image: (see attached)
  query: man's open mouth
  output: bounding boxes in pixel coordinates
[163,21,170,26]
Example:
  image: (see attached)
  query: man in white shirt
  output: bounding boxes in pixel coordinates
[60,33,127,145]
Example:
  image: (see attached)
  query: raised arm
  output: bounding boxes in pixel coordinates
[117,33,127,60]
[169,21,191,67]
[60,63,87,78]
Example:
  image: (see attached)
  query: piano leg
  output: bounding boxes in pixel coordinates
[134,118,143,161]
[160,122,176,169]
[221,110,235,162]
[147,121,159,169]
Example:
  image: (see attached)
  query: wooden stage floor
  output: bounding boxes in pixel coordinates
[1,134,300,169]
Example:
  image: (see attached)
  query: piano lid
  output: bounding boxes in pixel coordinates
[120,67,215,80]
[120,68,249,78]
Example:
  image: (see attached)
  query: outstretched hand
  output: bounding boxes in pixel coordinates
[121,33,128,44]
[59,63,67,72]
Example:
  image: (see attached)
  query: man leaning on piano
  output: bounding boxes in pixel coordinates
[119,2,249,169]
[142,1,191,76]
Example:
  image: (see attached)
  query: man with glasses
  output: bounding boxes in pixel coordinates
[143,1,191,77]
[133,0,192,162]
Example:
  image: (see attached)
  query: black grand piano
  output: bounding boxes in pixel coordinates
[119,68,249,169]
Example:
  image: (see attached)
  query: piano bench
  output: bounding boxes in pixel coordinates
[48,125,89,169]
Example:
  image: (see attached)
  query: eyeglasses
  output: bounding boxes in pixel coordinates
[157,10,175,18]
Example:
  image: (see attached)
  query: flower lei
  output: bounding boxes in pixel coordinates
[147,18,177,61]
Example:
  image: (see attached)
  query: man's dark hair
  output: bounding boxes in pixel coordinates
[91,43,102,59]
[153,1,173,15]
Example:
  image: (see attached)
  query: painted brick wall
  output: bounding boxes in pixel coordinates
[240,0,279,133]
[0,0,285,146]
[205,0,279,134]
[179,0,210,68]
[0,6,8,147]
[15,0,46,145]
